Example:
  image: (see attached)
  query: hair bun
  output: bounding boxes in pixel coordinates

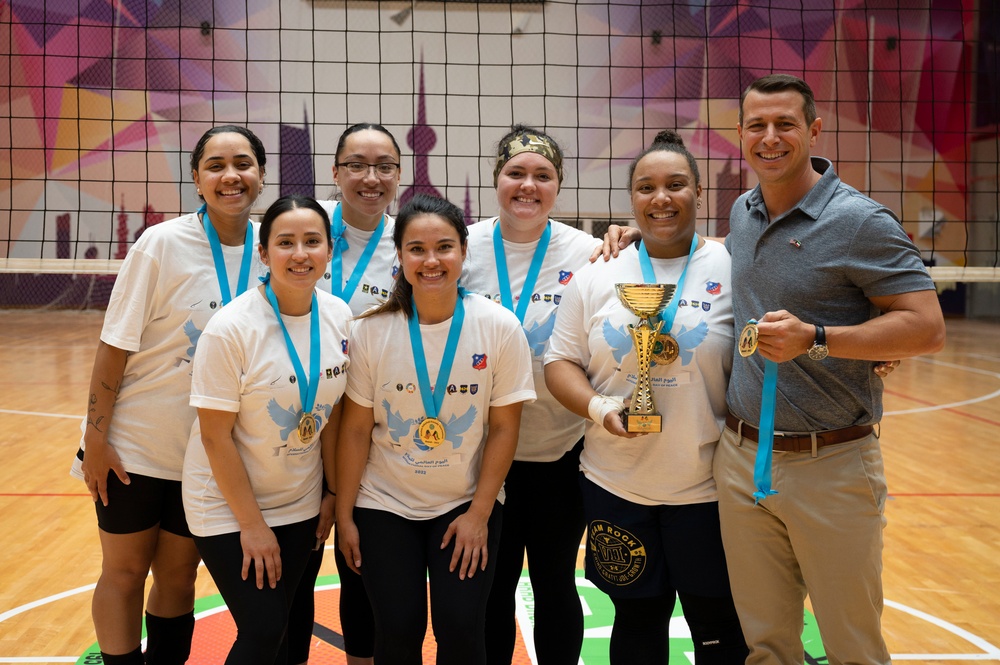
[651,129,684,149]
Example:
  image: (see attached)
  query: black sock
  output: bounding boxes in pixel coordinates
[143,611,195,665]
[100,647,144,665]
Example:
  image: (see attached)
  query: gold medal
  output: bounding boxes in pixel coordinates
[418,418,446,448]
[652,333,680,366]
[298,412,317,444]
[738,320,759,357]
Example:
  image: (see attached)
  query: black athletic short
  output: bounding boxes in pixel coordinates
[580,474,731,599]
[79,450,192,537]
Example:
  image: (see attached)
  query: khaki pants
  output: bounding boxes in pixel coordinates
[713,427,892,665]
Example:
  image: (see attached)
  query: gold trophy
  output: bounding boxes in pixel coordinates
[615,283,677,433]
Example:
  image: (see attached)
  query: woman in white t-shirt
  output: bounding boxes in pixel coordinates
[544,131,748,665]
[292,122,403,665]
[72,125,268,665]
[316,122,401,313]
[461,124,601,665]
[336,194,535,665]
[183,195,351,664]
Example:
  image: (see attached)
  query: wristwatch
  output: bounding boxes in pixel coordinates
[808,324,829,360]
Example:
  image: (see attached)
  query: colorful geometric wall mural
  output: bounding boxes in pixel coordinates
[1,0,996,306]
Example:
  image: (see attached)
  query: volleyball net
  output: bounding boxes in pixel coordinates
[2,0,998,310]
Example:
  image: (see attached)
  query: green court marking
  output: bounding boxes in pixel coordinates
[573,571,826,664]
[76,592,233,664]
[78,572,826,664]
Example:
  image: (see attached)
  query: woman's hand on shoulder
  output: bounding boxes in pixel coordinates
[589,224,641,262]
[874,360,900,377]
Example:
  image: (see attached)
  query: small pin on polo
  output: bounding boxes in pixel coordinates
[789,238,802,248]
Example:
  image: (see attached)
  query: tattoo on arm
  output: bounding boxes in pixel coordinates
[87,393,105,432]
[86,381,120,433]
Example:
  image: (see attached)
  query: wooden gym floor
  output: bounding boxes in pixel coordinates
[0,310,998,663]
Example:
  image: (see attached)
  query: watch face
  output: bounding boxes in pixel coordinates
[808,344,829,360]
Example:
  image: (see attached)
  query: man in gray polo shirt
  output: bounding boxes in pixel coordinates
[714,73,946,665]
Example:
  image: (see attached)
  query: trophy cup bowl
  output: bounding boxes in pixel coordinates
[615,284,676,323]
[615,283,677,433]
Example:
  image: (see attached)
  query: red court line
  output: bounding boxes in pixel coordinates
[0,493,91,497]
[884,389,1000,427]
[889,493,1000,498]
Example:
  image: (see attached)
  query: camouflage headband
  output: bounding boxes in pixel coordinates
[493,132,563,187]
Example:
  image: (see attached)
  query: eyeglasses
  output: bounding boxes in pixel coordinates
[337,161,400,177]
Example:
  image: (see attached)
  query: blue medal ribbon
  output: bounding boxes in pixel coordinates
[753,357,780,503]
[330,202,385,304]
[199,203,253,306]
[492,220,552,325]
[264,279,321,424]
[637,234,698,333]
[407,292,466,421]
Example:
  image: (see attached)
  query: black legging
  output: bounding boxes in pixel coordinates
[609,591,748,665]
[286,531,375,663]
[355,501,502,665]
[334,537,376,656]
[486,439,585,665]
[194,517,318,665]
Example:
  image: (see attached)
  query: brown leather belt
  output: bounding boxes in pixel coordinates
[725,413,873,453]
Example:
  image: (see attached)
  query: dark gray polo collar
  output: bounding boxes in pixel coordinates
[745,157,838,224]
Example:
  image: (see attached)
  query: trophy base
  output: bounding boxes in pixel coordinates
[624,413,662,434]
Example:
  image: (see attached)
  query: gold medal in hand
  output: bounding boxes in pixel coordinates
[738,319,759,357]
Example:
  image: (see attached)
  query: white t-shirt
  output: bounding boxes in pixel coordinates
[545,240,734,505]
[183,287,352,537]
[346,293,536,520]
[317,200,398,316]
[72,213,267,482]
[462,218,600,462]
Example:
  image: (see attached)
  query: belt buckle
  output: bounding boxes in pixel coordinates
[770,431,791,454]
[772,430,817,456]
